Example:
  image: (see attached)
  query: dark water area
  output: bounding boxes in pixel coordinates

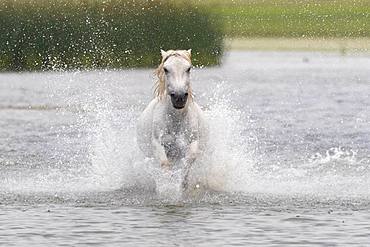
[0,51,370,246]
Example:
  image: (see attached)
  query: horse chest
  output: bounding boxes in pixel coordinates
[162,119,191,160]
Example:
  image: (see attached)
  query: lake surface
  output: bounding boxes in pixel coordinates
[0,51,370,246]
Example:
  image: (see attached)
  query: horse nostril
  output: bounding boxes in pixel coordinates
[184,92,189,97]
[170,92,175,98]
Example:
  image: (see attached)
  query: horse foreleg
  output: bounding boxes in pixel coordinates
[186,140,199,164]
[182,141,199,190]
[152,137,170,169]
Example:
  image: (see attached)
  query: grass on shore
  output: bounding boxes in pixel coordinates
[192,0,370,38]
[1,0,370,71]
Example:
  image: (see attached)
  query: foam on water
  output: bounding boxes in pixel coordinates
[228,146,370,199]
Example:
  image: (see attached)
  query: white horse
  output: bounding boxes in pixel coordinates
[137,49,208,189]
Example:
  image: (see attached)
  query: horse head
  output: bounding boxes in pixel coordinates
[155,49,192,109]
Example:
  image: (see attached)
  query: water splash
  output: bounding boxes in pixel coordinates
[1,74,370,203]
[200,82,256,192]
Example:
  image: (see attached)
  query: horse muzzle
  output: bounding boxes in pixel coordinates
[170,92,188,109]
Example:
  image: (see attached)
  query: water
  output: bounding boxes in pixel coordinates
[0,51,370,246]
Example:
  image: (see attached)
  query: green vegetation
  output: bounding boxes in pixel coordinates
[192,0,370,38]
[0,0,223,71]
[2,0,370,71]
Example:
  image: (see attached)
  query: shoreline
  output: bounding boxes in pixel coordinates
[226,38,370,53]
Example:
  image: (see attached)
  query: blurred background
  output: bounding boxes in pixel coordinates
[1,0,369,71]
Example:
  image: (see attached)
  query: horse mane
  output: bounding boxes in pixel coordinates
[154,50,193,100]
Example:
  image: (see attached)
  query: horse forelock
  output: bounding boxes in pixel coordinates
[154,50,192,100]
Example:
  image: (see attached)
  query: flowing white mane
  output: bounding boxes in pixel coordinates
[154,49,193,99]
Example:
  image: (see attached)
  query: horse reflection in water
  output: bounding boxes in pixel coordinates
[137,49,209,191]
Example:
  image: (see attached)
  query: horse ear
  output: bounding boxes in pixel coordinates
[160,49,167,58]
[187,49,192,56]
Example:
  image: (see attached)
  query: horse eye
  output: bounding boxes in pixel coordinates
[163,67,169,74]
[186,67,191,73]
